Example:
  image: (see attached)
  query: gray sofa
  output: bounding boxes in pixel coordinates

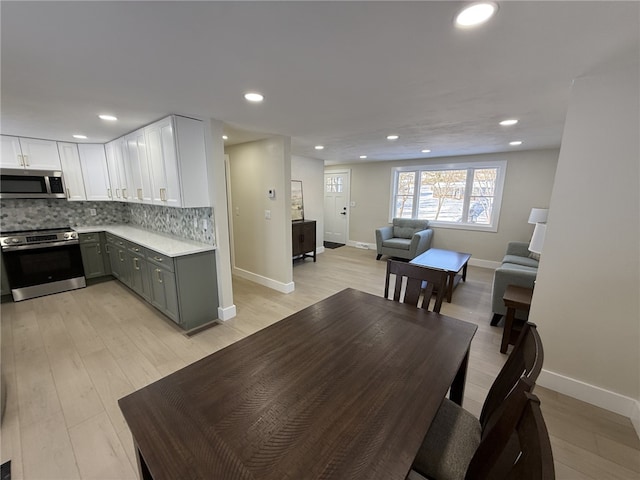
[375,218,433,260]
[490,241,538,325]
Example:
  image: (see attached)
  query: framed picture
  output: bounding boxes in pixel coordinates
[291,180,304,221]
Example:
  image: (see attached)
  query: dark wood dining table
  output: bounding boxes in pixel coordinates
[119,288,477,480]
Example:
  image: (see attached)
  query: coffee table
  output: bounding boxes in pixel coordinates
[410,248,472,302]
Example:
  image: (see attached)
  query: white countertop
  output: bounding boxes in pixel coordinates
[74,225,215,257]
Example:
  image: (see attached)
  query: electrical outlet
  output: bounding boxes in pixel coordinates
[193,218,198,229]
[89,208,97,216]
[202,219,208,231]
[265,210,271,220]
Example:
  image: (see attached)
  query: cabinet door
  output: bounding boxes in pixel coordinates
[150,266,179,324]
[302,221,316,252]
[106,242,120,279]
[78,144,112,201]
[145,117,181,207]
[1,253,10,296]
[57,142,87,201]
[1,135,24,168]
[129,253,151,301]
[80,242,107,279]
[117,247,131,287]
[18,137,61,170]
[105,140,121,200]
[126,130,153,203]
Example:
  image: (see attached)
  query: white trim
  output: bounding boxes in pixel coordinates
[323,168,351,244]
[538,369,640,424]
[316,246,326,254]
[347,240,375,250]
[468,258,501,270]
[631,400,640,440]
[232,267,295,294]
[389,160,507,232]
[217,304,237,321]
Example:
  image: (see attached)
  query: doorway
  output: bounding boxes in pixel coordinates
[323,170,350,245]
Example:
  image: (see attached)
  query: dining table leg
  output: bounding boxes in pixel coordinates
[449,350,470,406]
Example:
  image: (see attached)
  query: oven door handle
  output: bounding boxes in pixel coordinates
[1,239,80,252]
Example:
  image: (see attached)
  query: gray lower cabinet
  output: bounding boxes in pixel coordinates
[1,254,10,296]
[79,232,110,279]
[102,232,218,330]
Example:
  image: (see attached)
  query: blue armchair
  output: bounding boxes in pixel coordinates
[375,218,433,260]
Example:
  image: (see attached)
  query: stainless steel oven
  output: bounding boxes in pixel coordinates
[1,227,86,301]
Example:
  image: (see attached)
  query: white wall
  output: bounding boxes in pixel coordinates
[331,149,558,264]
[292,155,325,250]
[530,62,640,426]
[226,137,293,293]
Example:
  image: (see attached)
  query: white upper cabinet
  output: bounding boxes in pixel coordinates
[1,135,61,170]
[78,144,112,201]
[144,115,209,208]
[105,137,134,202]
[57,142,87,201]
[126,129,153,204]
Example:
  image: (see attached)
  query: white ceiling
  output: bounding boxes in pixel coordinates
[1,1,638,165]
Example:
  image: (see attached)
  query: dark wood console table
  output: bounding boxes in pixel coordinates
[292,219,316,262]
[501,284,533,353]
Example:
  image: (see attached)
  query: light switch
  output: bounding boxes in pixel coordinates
[265,210,271,220]
[350,201,356,207]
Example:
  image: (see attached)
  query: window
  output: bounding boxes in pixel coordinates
[391,160,506,231]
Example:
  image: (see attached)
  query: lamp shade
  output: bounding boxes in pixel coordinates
[528,223,547,254]
[528,208,548,224]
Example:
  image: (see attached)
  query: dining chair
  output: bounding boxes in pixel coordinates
[412,377,554,480]
[384,259,448,313]
[411,322,545,480]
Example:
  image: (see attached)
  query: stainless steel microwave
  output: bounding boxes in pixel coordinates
[0,169,66,199]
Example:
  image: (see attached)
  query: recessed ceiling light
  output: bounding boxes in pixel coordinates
[500,119,518,126]
[455,2,498,27]
[222,135,228,140]
[509,141,523,146]
[314,145,324,150]
[98,114,118,121]
[421,149,431,153]
[387,135,399,140]
[73,134,87,139]
[359,155,367,159]
[244,92,264,102]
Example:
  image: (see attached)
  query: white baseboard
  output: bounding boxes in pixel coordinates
[316,246,325,254]
[539,369,640,437]
[632,400,640,440]
[217,304,237,321]
[346,240,376,250]
[468,258,501,270]
[233,267,295,294]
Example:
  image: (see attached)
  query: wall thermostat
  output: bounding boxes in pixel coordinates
[268,188,276,198]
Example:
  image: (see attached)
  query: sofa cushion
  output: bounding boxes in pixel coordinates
[382,238,412,250]
[502,254,539,269]
[392,218,429,239]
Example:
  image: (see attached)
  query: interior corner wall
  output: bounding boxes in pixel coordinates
[331,149,558,263]
[530,62,640,407]
[292,155,325,250]
[226,137,293,290]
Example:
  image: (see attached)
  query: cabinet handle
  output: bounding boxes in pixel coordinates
[134,258,140,270]
[116,188,121,198]
[153,256,163,262]
[137,188,142,200]
[67,189,71,199]
[123,188,128,198]
[97,245,101,255]
[105,244,110,254]
[23,155,29,166]
[133,247,139,252]
[156,268,163,283]
[18,154,24,166]
[160,188,166,201]
[118,251,124,262]
[107,188,112,199]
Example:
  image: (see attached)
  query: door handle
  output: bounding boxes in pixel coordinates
[340,211,347,215]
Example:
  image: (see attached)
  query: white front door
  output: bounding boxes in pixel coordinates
[324,171,349,244]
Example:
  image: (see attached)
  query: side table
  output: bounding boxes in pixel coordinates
[501,284,534,353]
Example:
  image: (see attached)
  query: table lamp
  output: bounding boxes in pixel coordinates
[528,208,548,224]
[528,223,547,254]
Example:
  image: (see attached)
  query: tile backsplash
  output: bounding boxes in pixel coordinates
[1,199,215,245]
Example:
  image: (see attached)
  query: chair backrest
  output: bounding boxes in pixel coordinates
[465,378,555,480]
[384,260,447,313]
[479,322,544,431]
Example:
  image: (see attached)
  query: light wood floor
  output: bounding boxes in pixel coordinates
[1,246,639,479]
